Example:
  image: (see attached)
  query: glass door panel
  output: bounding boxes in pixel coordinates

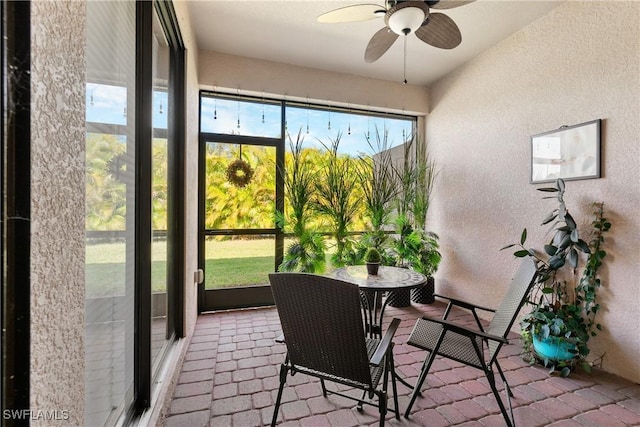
[204,141,277,292]
[204,235,275,290]
[204,142,276,230]
[151,8,170,370]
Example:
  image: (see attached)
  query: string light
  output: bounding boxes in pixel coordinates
[306,97,310,134]
[90,90,94,107]
[212,85,218,120]
[328,110,331,130]
[366,105,371,141]
[236,89,241,130]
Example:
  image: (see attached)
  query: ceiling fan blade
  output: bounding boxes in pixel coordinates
[365,27,399,63]
[415,13,462,49]
[317,4,385,23]
[428,0,475,10]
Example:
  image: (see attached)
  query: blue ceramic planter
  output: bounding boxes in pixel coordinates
[532,334,576,361]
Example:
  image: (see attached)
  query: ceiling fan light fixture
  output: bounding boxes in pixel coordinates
[388,6,426,35]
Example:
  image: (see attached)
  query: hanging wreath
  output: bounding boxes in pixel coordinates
[226,158,254,188]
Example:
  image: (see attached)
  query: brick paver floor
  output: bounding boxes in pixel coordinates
[163,302,640,426]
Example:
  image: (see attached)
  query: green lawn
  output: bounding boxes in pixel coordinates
[86,238,297,297]
[85,241,169,297]
[203,238,277,289]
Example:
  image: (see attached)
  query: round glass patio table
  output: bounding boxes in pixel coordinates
[330,265,427,391]
[329,266,427,337]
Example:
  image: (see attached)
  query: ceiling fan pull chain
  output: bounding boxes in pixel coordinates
[403,35,408,84]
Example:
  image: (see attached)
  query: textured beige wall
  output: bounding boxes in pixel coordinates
[198,50,429,115]
[30,1,86,424]
[426,1,640,382]
[174,0,201,350]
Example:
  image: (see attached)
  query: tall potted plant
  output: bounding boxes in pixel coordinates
[314,135,361,267]
[502,179,611,376]
[278,130,326,273]
[410,132,440,303]
[355,127,398,250]
[389,132,442,305]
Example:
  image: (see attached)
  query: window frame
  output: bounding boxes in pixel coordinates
[2,0,32,421]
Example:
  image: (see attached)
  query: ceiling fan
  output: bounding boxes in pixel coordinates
[318,0,474,82]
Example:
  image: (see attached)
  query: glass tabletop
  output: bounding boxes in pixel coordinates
[330,265,427,291]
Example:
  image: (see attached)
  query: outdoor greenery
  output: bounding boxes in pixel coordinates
[503,179,611,376]
[314,135,363,267]
[86,125,441,290]
[86,134,169,231]
[204,143,276,230]
[278,131,326,273]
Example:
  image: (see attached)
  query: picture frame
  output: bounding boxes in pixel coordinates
[530,119,601,184]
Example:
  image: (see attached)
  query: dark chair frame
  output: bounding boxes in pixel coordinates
[404,259,538,427]
[269,273,401,427]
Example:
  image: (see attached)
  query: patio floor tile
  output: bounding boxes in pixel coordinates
[162,304,640,426]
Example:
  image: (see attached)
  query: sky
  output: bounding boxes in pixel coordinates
[85,83,414,156]
[86,82,168,129]
[200,96,414,156]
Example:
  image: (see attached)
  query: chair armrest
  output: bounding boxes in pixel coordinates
[370,317,401,367]
[434,294,496,313]
[418,316,508,344]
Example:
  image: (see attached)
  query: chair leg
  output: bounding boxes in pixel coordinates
[378,390,387,427]
[404,350,437,418]
[388,350,400,420]
[486,369,514,427]
[271,364,289,427]
[320,379,328,397]
[495,360,514,397]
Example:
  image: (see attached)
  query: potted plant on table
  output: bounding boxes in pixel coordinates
[502,178,611,376]
[364,247,382,276]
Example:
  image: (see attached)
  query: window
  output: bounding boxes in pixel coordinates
[84,1,185,423]
[85,2,136,423]
[198,93,415,310]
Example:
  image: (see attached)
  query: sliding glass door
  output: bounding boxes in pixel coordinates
[84,1,185,423]
[201,139,280,310]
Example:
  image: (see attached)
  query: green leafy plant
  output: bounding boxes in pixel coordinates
[314,134,360,267]
[390,215,441,276]
[279,230,326,273]
[278,130,325,273]
[364,247,382,263]
[356,127,398,233]
[393,134,418,220]
[502,178,610,376]
[411,231,442,277]
[411,131,438,231]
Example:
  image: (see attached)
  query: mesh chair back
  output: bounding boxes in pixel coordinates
[269,273,373,388]
[485,258,538,361]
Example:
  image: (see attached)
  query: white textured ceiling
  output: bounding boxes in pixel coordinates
[187,1,562,86]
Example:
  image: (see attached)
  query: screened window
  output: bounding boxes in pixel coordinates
[201,96,282,138]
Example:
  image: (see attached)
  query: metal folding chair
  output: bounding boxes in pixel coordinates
[404,259,538,426]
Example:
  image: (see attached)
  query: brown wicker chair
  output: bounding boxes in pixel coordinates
[269,273,401,427]
[404,258,538,426]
